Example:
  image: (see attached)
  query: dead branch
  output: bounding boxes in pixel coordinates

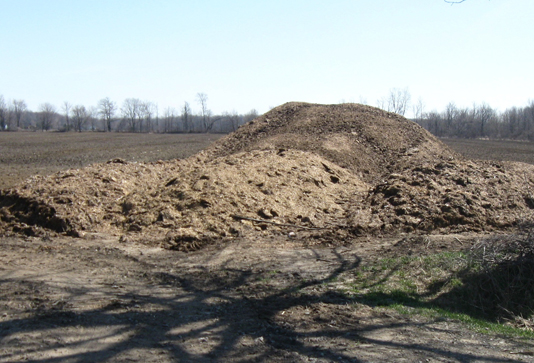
[231,215,328,230]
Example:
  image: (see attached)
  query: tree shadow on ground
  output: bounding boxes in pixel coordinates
[0,245,530,363]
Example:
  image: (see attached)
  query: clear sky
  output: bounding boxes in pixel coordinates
[1,0,532,116]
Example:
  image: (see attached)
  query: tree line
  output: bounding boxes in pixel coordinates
[414,101,534,140]
[2,90,534,140]
[377,88,534,141]
[0,93,258,134]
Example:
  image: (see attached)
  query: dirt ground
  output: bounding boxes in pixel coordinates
[2,104,534,362]
[2,233,534,363]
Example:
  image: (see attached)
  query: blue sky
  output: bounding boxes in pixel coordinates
[0,0,532,116]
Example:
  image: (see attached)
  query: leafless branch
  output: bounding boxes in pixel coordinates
[231,215,328,230]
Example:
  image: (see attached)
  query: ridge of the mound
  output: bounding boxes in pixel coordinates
[201,102,460,183]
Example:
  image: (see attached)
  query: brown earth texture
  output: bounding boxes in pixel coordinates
[1,102,534,362]
[2,102,534,245]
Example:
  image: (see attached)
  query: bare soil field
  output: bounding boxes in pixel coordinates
[1,104,534,362]
[441,138,534,165]
[0,132,222,189]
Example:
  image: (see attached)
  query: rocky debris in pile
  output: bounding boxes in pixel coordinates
[348,159,534,235]
[202,102,458,183]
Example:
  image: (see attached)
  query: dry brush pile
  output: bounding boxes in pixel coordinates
[2,102,534,249]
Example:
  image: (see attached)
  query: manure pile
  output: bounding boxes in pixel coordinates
[200,102,458,183]
[2,102,534,249]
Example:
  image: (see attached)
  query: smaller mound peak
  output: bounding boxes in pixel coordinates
[202,102,459,183]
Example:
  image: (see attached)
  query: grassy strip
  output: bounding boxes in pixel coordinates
[344,249,534,338]
[386,303,534,339]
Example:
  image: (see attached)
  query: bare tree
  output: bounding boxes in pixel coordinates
[71,105,88,132]
[223,110,240,132]
[412,97,425,124]
[88,106,98,131]
[502,107,519,138]
[62,101,72,131]
[376,97,387,111]
[140,101,156,133]
[196,92,213,132]
[6,104,14,130]
[386,88,411,116]
[12,100,27,129]
[38,103,56,131]
[525,100,534,136]
[414,100,534,140]
[98,97,116,132]
[154,103,159,132]
[163,107,176,133]
[425,110,442,136]
[474,102,495,137]
[181,101,191,132]
[0,95,7,131]
[243,109,259,124]
[444,102,458,137]
[121,98,141,132]
[204,112,219,132]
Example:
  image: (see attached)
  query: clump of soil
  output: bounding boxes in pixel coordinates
[0,158,182,237]
[2,102,534,248]
[347,159,534,235]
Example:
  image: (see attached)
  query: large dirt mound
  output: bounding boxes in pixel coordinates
[2,102,534,248]
[124,149,368,249]
[202,102,459,183]
[0,150,368,248]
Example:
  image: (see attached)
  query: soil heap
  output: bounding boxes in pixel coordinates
[2,102,534,248]
[0,149,368,248]
[201,102,458,183]
[348,159,534,235]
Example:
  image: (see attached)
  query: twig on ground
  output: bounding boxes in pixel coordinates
[231,215,329,231]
